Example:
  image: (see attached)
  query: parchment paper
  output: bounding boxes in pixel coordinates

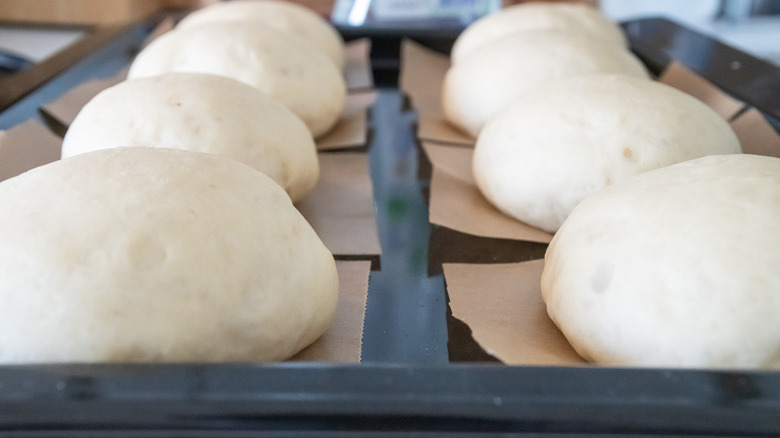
[343,38,374,91]
[291,260,370,362]
[316,90,377,151]
[424,141,553,243]
[0,119,62,182]
[731,108,780,158]
[658,61,746,120]
[444,261,585,366]
[296,152,382,257]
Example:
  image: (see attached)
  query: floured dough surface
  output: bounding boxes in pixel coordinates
[62,73,318,202]
[443,31,648,137]
[128,22,346,138]
[541,154,780,369]
[0,147,339,363]
[177,0,345,68]
[472,74,741,233]
[451,2,626,63]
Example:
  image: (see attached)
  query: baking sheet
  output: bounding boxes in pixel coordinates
[1,14,780,434]
[400,36,780,366]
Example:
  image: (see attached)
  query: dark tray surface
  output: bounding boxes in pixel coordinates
[0,15,779,435]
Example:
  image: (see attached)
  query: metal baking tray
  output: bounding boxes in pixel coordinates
[0,15,779,436]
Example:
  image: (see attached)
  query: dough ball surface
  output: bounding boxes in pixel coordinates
[443,31,648,137]
[177,0,345,68]
[0,147,339,364]
[472,74,741,233]
[451,2,626,63]
[128,22,346,138]
[62,73,318,202]
[541,154,780,369]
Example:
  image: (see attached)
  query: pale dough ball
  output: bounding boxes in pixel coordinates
[177,0,345,68]
[62,73,318,202]
[472,74,741,233]
[128,22,346,138]
[443,31,648,137]
[541,154,780,369]
[451,2,626,63]
[0,147,339,364]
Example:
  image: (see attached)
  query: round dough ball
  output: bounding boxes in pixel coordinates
[128,22,346,138]
[541,154,780,369]
[177,0,344,68]
[443,31,648,137]
[472,74,741,233]
[62,73,318,202]
[0,147,339,364]
[451,2,626,63]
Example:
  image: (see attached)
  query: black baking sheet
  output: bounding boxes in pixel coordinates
[0,15,779,435]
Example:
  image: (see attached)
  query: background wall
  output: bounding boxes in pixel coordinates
[0,0,342,23]
[0,0,595,24]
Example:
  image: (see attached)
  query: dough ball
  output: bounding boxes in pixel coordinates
[472,74,741,233]
[541,154,780,369]
[128,22,346,138]
[451,2,626,63]
[62,73,318,202]
[177,0,344,68]
[0,147,339,364]
[443,31,648,137]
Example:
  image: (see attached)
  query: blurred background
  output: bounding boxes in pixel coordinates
[0,0,778,74]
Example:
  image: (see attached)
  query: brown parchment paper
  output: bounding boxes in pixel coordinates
[344,38,374,91]
[418,114,475,146]
[423,141,553,243]
[316,90,377,151]
[297,152,381,257]
[444,261,585,366]
[399,39,450,119]
[658,61,746,120]
[399,39,475,146]
[291,260,370,362]
[41,67,128,129]
[0,119,62,182]
[731,108,780,158]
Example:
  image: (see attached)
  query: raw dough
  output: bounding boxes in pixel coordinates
[472,74,741,233]
[541,154,780,369]
[62,73,318,202]
[0,147,339,363]
[451,2,626,63]
[128,22,346,138]
[177,0,345,68]
[443,31,648,137]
